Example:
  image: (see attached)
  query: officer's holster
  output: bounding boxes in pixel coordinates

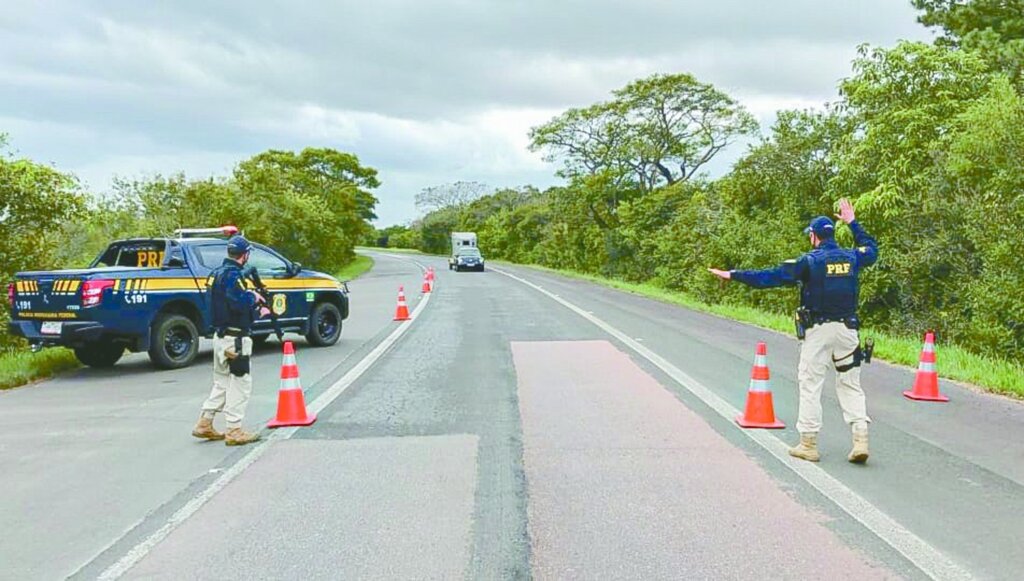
[833,337,874,373]
[227,336,251,377]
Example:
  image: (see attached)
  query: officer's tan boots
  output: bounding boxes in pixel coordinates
[848,427,870,464]
[191,416,224,441]
[788,433,821,462]
[225,427,260,447]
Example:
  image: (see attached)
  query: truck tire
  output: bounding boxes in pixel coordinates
[149,313,199,369]
[74,342,125,368]
[305,302,342,347]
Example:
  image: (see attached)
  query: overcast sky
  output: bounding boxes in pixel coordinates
[1,1,932,226]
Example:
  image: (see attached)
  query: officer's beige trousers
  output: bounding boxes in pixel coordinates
[797,321,870,434]
[200,336,253,429]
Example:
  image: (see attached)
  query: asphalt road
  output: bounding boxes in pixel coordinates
[2,252,1022,580]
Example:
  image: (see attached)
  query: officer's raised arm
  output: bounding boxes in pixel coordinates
[835,198,878,268]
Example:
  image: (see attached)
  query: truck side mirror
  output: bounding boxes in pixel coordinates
[164,256,185,268]
[289,262,302,277]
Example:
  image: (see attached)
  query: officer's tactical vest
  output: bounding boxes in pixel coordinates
[803,244,860,320]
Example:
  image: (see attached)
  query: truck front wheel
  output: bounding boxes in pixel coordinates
[305,302,342,347]
[149,313,199,369]
[74,341,125,368]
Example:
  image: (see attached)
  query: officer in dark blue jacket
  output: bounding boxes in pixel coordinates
[710,199,878,464]
[192,235,268,446]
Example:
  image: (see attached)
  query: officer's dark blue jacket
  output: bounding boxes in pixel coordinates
[731,221,879,321]
[209,258,258,335]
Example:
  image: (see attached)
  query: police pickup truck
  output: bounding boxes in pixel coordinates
[7,226,350,369]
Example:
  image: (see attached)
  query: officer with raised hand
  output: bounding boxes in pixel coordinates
[192,235,270,446]
[709,199,879,463]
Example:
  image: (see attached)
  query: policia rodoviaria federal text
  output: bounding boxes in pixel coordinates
[710,198,878,463]
[191,235,273,446]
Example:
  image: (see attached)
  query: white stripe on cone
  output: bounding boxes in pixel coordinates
[748,379,771,392]
[280,376,302,390]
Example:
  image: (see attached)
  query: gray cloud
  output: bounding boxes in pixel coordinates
[0,1,930,225]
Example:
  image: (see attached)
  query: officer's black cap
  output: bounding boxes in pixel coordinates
[803,216,835,237]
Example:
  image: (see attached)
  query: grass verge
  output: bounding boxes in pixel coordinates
[504,262,1024,399]
[0,348,80,391]
[336,254,375,281]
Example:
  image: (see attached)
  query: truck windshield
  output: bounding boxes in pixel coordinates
[93,241,168,268]
[457,248,481,256]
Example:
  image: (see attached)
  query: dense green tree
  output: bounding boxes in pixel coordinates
[0,138,86,346]
[234,148,380,271]
[913,0,1024,79]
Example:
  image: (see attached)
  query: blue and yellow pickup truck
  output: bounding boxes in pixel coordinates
[7,227,350,369]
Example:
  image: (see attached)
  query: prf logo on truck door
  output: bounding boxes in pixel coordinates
[826,262,852,276]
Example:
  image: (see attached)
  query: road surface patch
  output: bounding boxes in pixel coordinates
[513,340,893,579]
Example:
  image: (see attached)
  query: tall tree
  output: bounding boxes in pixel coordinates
[234,148,380,271]
[529,73,757,193]
[415,181,488,214]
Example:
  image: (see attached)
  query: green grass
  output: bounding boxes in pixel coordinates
[0,348,80,391]
[336,254,375,281]
[502,261,1024,399]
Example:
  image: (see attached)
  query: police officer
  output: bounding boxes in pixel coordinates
[709,199,879,463]
[191,235,269,446]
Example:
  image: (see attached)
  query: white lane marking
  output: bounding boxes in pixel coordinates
[490,265,971,581]
[96,260,434,581]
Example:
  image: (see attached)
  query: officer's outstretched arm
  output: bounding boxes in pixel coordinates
[731,256,808,289]
[849,220,879,268]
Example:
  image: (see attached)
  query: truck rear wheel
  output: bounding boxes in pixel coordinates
[305,302,342,347]
[149,313,199,369]
[74,342,125,368]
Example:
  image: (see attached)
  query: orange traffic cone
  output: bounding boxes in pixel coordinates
[736,342,785,429]
[394,286,410,321]
[904,331,949,402]
[267,341,316,428]
[422,273,432,294]
[427,267,435,282]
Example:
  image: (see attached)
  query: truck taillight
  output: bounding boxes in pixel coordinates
[81,279,115,307]
[7,283,14,308]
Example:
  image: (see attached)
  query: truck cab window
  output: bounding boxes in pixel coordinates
[247,247,289,275]
[93,242,168,268]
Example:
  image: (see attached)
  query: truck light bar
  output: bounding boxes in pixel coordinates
[173,226,240,239]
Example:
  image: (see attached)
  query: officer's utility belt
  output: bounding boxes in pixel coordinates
[794,308,874,372]
[795,307,860,337]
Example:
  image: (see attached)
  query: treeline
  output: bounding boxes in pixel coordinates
[373,0,1024,362]
[1,143,379,348]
